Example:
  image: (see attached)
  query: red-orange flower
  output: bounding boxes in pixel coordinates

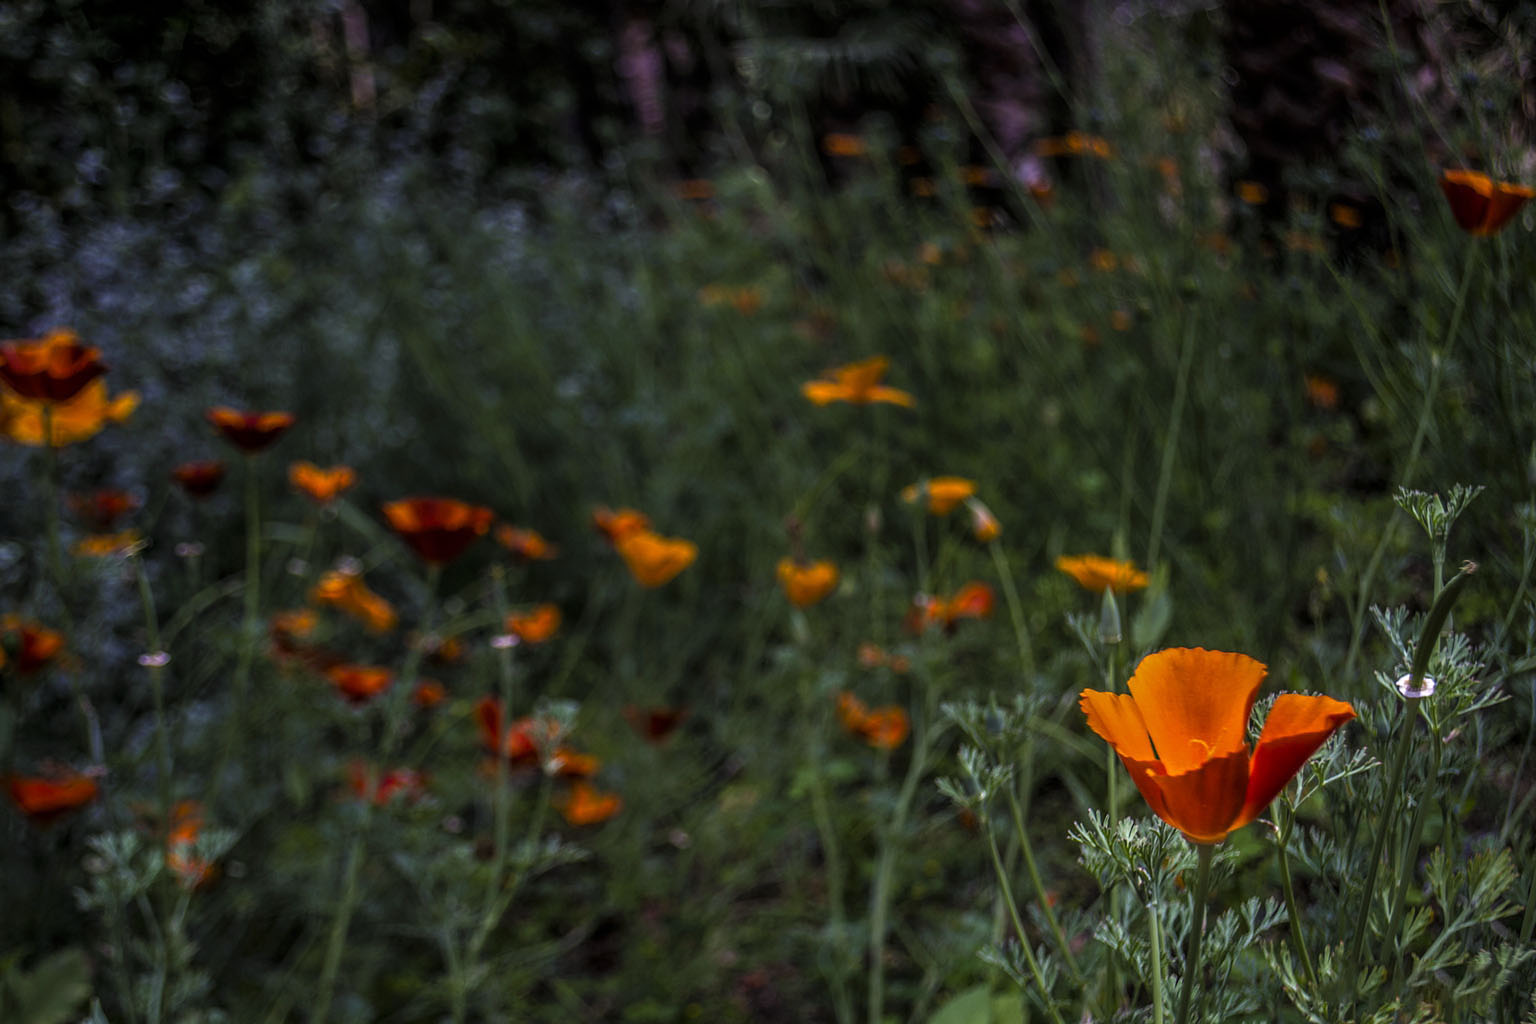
[166,800,216,888]
[835,692,910,749]
[413,679,448,708]
[1439,169,1534,236]
[7,772,99,821]
[3,377,138,446]
[623,705,689,744]
[474,697,558,766]
[0,329,105,402]
[592,506,652,545]
[900,476,976,515]
[325,663,393,704]
[1056,554,1149,594]
[173,460,226,497]
[72,530,143,558]
[68,489,138,532]
[495,524,558,561]
[289,461,356,504]
[616,529,697,587]
[1,615,66,673]
[857,643,911,674]
[555,781,622,825]
[206,407,295,453]
[776,558,839,608]
[905,582,995,633]
[802,356,916,408]
[505,603,561,644]
[311,568,397,633]
[1080,647,1356,843]
[547,747,601,778]
[383,497,493,564]
[347,763,426,805]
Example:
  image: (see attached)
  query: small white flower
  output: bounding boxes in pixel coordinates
[1395,673,1436,699]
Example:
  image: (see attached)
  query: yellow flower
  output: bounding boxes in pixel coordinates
[900,477,976,516]
[2,379,138,446]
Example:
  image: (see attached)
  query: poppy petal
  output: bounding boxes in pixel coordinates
[802,380,850,405]
[1234,694,1356,829]
[1126,648,1265,775]
[865,385,917,407]
[1144,748,1251,843]
[1079,689,1156,762]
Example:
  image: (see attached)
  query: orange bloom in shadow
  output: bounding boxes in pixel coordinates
[289,462,356,504]
[821,133,868,157]
[802,356,916,408]
[505,603,561,644]
[776,558,839,608]
[1034,132,1112,159]
[383,497,493,564]
[623,705,689,744]
[412,679,447,708]
[73,530,143,558]
[3,378,139,446]
[347,762,426,805]
[206,407,295,453]
[1304,374,1340,411]
[166,801,217,888]
[495,524,558,561]
[1056,554,1148,594]
[967,498,1001,542]
[311,568,396,633]
[593,506,652,545]
[617,530,697,587]
[475,697,558,766]
[556,781,622,825]
[7,772,99,822]
[68,489,138,532]
[0,329,105,402]
[857,643,910,674]
[900,477,976,516]
[1439,169,1534,236]
[173,460,225,497]
[325,663,393,704]
[1080,647,1355,843]
[547,747,601,778]
[836,692,910,749]
[1,615,66,673]
[906,582,995,633]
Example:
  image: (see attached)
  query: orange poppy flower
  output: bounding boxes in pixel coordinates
[623,705,689,744]
[1,615,65,673]
[1080,648,1355,843]
[675,179,715,201]
[505,603,561,644]
[1329,202,1363,229]
[821,133,868,157]
[900,476,976,516]
[383,497,493,564]
[547,747,601,778]
[68,489,138,531]
[906,582,996,633]
[1439,169,1534,236]
[166,800,216,888]
[835,692,910,749]
[73,530,144,558]
[1056,554,1149,594]
[966,498,1001,542]
[347,762,426,805]
[1304,374,1340,411]
[801,356,916,408]
[495,524,558,561]
[474,697,559,766]
[172,460,225,497]
[2,378,139,447]
[0,329,105,402]
[856,643,911,674]
[311,568,397,633]
[412,679,447,708]
[556,781,622,825]
[616,529,697,587]
[206,407,295,453]
[325,663,393,704]
[1235,180,1270,205]
[592,506,651,545]
[776,558,839,608]
[289,461,356,504]
[7,772,99,821]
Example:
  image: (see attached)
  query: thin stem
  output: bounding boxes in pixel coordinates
[1004,780,1080,981]
[470,567,517,959]
[1147,313,1196,571]
[867,693,932,1024]
[1148,892,1167,1024]
[1344,702,1417,979]
[1175,844,1214,1024]
[1274,817,1318,987]
[209,455,264,801]
[1382,737,1442,977]
[989,539,1036,677]
[41,405,65,586]
[982,813,1067,1024]
[133,554,173,832]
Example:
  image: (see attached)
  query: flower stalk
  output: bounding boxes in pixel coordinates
[1175,843,1214,1024]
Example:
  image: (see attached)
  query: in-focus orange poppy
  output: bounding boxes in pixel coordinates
[347,762,426,805]
[967,498,1001,542]
[166,800,216,888]
[505,603,561,644]
[311,568,397,633]
[1080,647,1356,843]
[325,663,393,704]
[289,461,356,504]
[556,781,622,825]
[1,615,65,673]
[1439,169,1534,236]
[616,529,697,588]
[900,476,976,516]
[802,356,916,408]
[173,460,225,497]
[0,329,105,403]
[1056,554,1148,594]
[73,530,144,558]
[2,378,139,447]
[623,705,689,744]
[495,524,558,561]
[206,407,295,453]
[592,506,652,545]
[835,692,910,749]
[383,497,493,564]
[7,772,99,822]
[776,558,839,608]
[68,489,138,532]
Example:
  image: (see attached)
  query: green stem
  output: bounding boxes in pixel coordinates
[1382,737,1442,978]
[867,696,932,1024]
[1004,780,1080,981]
[1175,844,1215,1024]
[982,814,1067,1024]
[133,554,173,833]
[1344,703,1416,979]
[470,567,517,960]
[800,674,854,1024]
[989,539,1036,677]
[1147,314,1197,570]
[1148,892,1167,1024]
[1274,817,1318,987]
[209,456,264,801]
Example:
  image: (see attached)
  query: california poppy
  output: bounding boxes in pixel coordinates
[967,498,1001,542]
[206,407,295,453]
[1,615,65,673]
[495,524,558,561]
[2,378,139,447]
[504,603,561,644]
[836,692,910,749]
[311,568,396,633]
[906,582,995,633]
[555,781,622,825]
[821,133,868,158]
[347,763,426,805]
[412,679,448,708]
[1439,169,1534,236]
[776,558,839,608]
[1056,554,1149,594]
[73,530,144,558]
[7,772,99,822]
[616,529,697,588]
[857,643,911,674]
[1079,647,1355,843]
[289,462,356,504]
[67,489,138,532]
[166,800,216,888]
[623,705,689,744]
[383,497,493,564]
[0,329,105,402]
[173,460,226,497]
[900,477,976,516]
[547,747,601,778]
[325,663,393,704]
[802,356,916,408]
[592,506,652,545]
[474,697,558,766]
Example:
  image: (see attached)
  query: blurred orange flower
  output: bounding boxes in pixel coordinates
[835,692,910,749]
[206,407,295,453]
[617,529,697,587]
[495,524,558,561]
[857,643,910,674]
[802,356,916,408]
[289,461,356,504]
[1034,132,1112,159]
[1235,180,1270,205]
[906,582,995,633]
[383,497,493,564]
[2,378,139,446]
[166,800,216,888]
[325,663,393,704]
[505,603,561,644]
[0,329,105,402]
[68,489,138,531]
[475,697,558,766]
[1080,647,1355,843]
[900,476,975,515]
[821,133,867,157]
[7,772,99,822]
[311,568,396,633]
[547,747,601,778]
[592,506,652,545]
[1304,374,1340,411]
[73,530,143,558]
[698,284,765,315]
[776,558,839,608]
[966,498,1001,542]
[556,781,623,825]
[623,705,689,744]
[412,679,447,708]
[1439,169,1534,236]
[1,615,65,673]
[347,763,426,805]
[1056,554,1148,593]
[173,460,225,497]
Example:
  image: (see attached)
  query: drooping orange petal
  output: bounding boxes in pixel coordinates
[1143,748,1251,843]
[1125,648,1265,775]
[1233,694,1356,829]
[1079,689,1157,763]
[864,385,917,407]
